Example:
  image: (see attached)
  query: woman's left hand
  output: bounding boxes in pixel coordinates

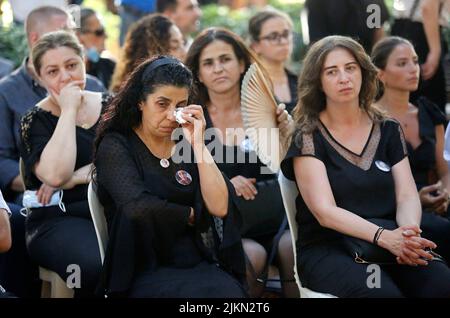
[276,103,294,137]
[179,105,206,146]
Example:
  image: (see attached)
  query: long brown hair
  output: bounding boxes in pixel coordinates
[185,27,263,106]
[293,35,384,133]
[371,36,414,100]
[110,14,175,92]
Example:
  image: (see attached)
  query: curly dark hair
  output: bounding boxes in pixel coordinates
[110,14,175,92]
[94,55,193,155]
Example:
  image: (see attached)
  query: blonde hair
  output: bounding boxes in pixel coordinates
[32,30,83,76]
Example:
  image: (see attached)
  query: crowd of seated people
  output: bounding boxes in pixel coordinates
[0,1,449,298]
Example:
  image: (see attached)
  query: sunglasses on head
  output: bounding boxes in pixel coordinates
[82,28,106,37]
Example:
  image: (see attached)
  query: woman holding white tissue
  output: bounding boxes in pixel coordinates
[93,55,247,298]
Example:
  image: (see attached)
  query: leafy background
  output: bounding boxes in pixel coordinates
[1,0,447,72]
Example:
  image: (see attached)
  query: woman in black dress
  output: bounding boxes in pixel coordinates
[372,36,450,262]
[185,28,297,298]
[281,35,450,297]
[93,55,247,298]
[20,31,104,297]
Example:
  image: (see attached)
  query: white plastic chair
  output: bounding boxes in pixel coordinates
[19,158,74,298]
[39,267,74,298]
[278,172,337,298]
[87,181,108,263]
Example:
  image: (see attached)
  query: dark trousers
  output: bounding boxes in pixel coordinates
[0,203,40,297]
[26,203,102,297]
[298,241,450,298]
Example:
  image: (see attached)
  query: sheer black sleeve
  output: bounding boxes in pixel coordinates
[20,108,53,188]
[281,129,325,181]
[385,120,408,167]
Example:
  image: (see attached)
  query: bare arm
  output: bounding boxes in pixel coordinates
[34,82,83,187]
[0,191,11,252]
[0,209,11,252]
[60,164,94,190]
[435,125,450,192]
[105,0,118,14]
[391,157,422,227]
[194,144,229,218]
[372,27,385,47]
[421,0,442,80]
[182,105,228,218]
[293,155,432,264]
[34,107,78,187]
[293,156,380,243]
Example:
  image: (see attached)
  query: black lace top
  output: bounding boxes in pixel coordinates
[281,119,408,247]
[19,93,110,206]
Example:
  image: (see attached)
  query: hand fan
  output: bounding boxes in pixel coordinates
[241,63,290,173]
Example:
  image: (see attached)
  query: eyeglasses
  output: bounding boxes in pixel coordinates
[259,30,292,45]
[82,28,106,37]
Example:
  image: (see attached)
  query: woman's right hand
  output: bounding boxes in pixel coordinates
[50,80,84,113]
[230,176,257,200]
[379,225,437,266]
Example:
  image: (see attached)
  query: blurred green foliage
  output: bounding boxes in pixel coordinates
[0,23,27,68]
[200,0,304,69]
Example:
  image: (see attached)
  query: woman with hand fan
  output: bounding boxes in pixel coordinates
[186,28,298,298]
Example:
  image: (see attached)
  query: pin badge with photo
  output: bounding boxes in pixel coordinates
[375,160,391,172]
[175,170,192,186]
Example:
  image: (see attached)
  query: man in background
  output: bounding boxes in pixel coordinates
[157,0,202,49]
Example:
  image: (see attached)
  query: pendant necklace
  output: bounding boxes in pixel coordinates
[160,158,170,168]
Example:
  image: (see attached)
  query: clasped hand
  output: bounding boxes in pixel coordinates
[381,224,437,267]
